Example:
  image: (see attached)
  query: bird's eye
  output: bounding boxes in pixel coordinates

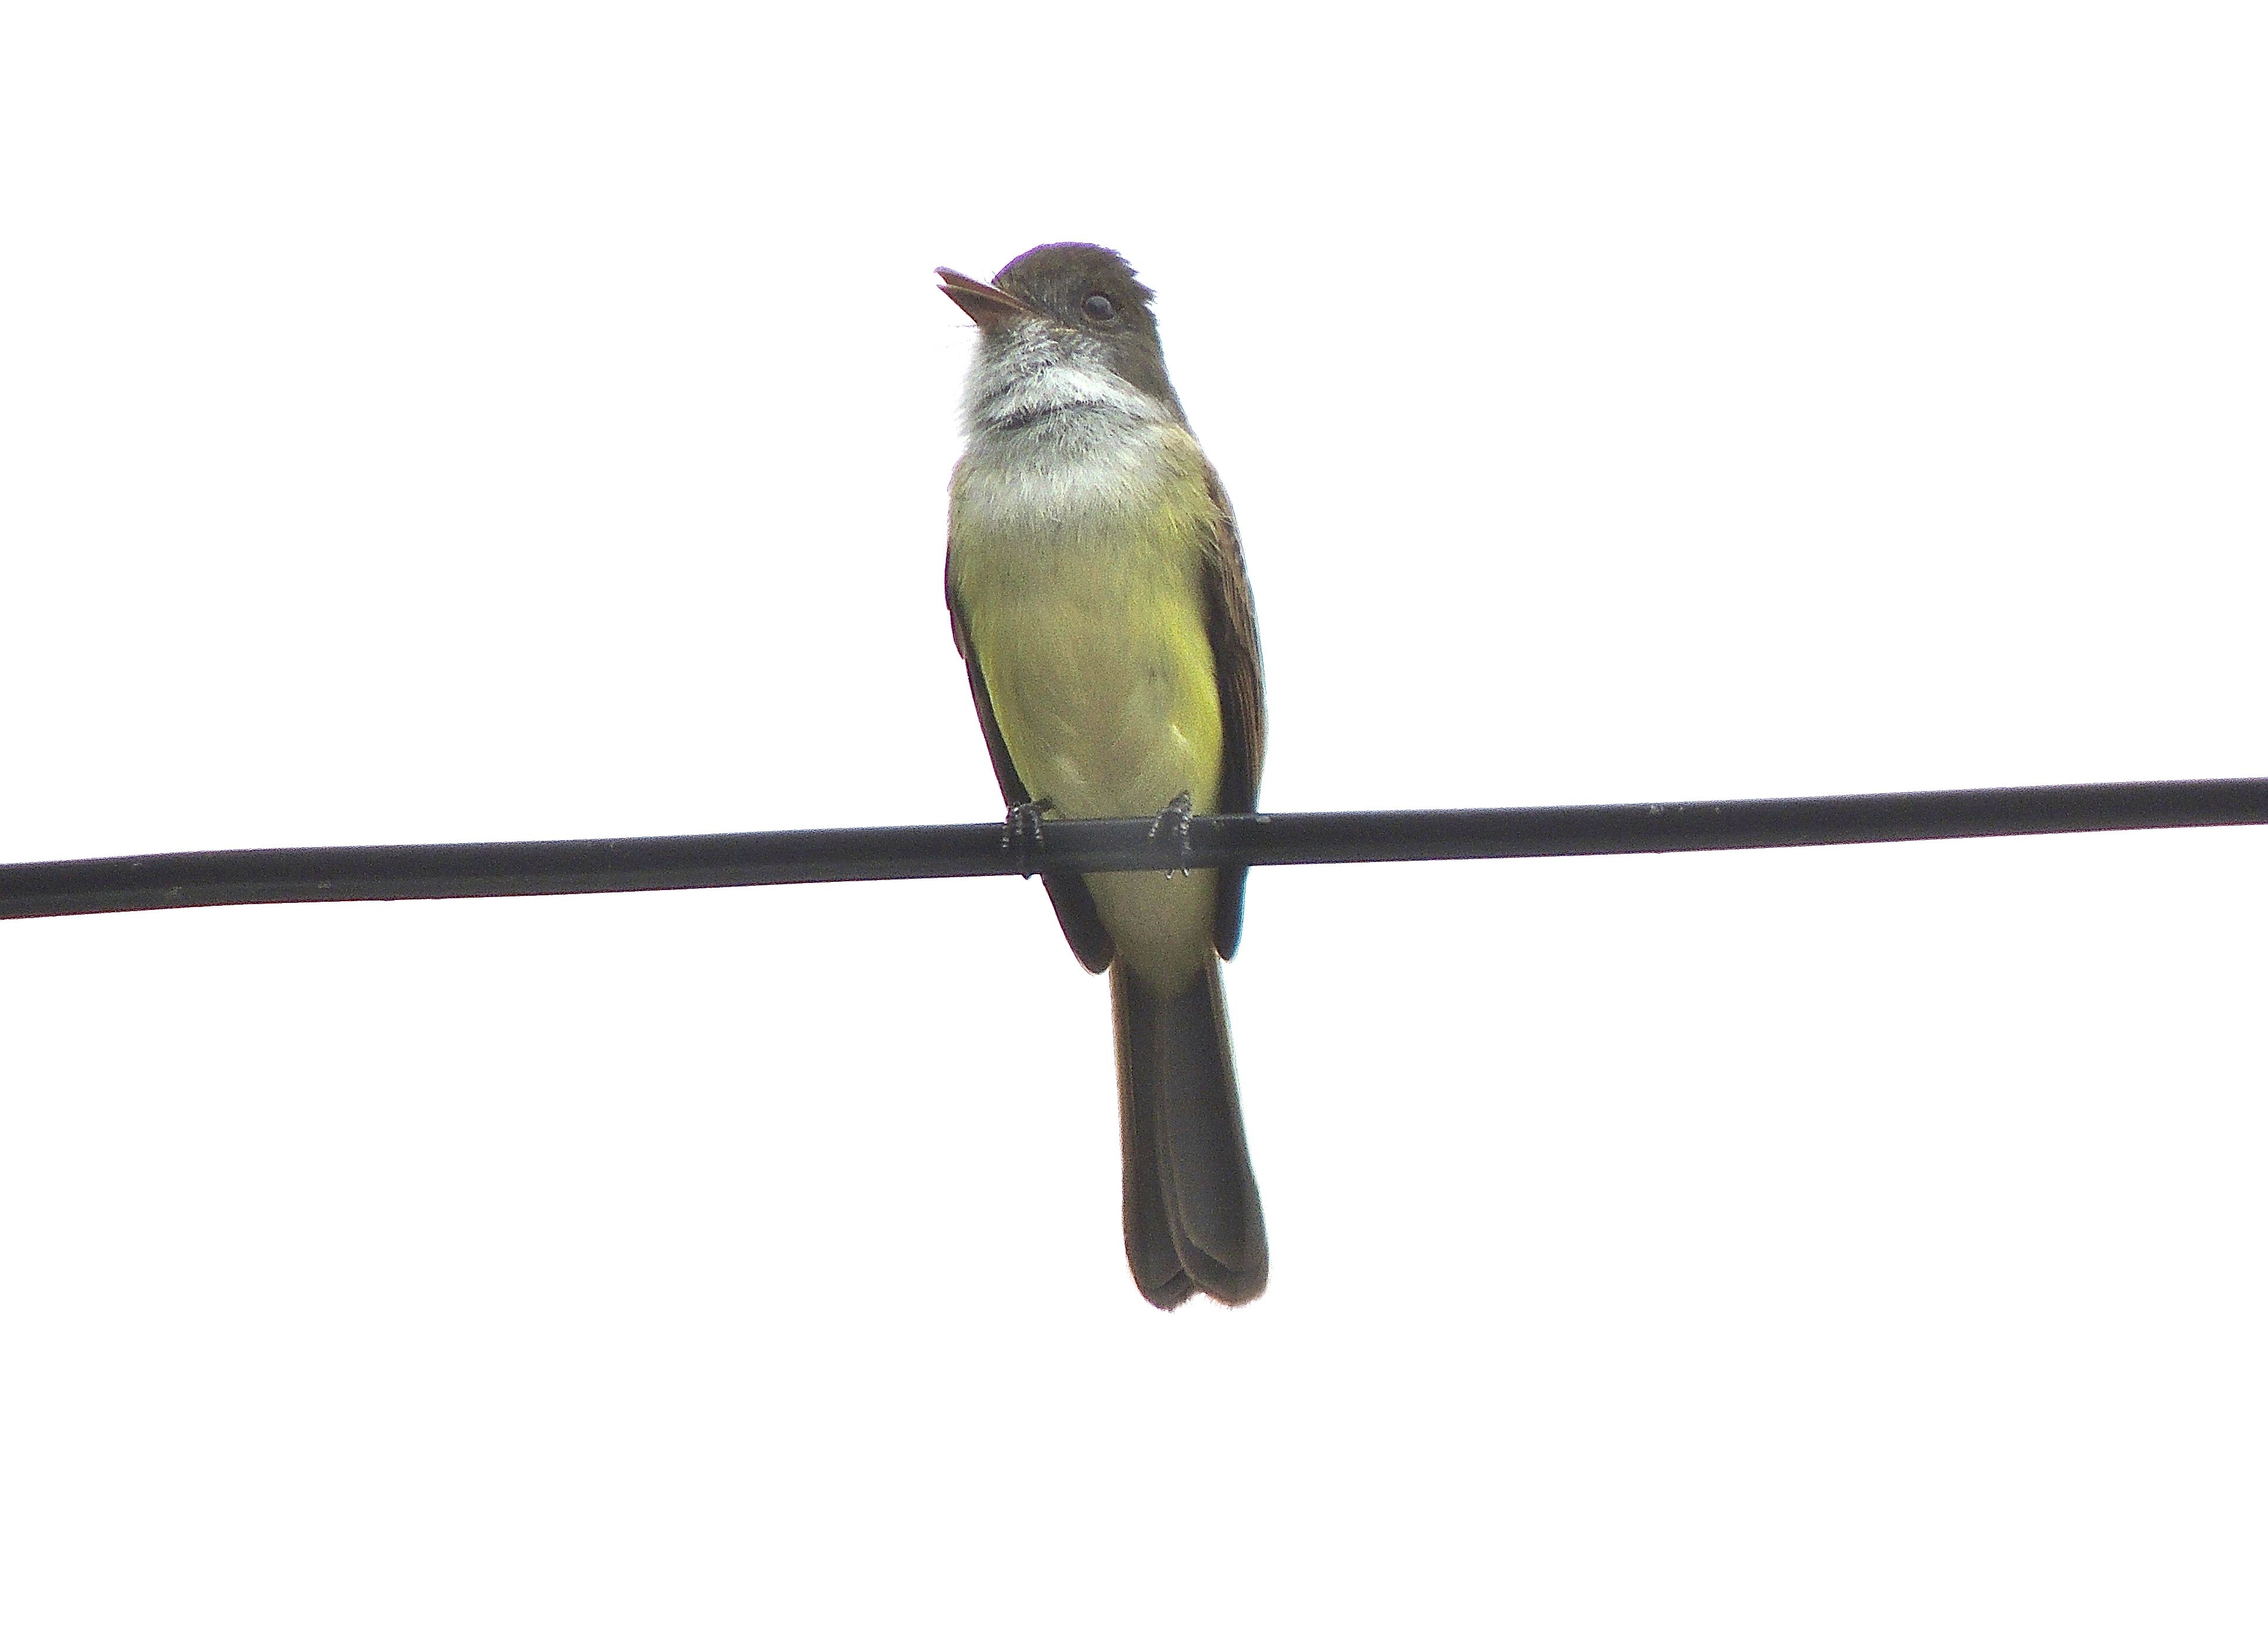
[1082,292,1116,321]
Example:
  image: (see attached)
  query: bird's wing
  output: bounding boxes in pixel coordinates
[1198,461,1266,960]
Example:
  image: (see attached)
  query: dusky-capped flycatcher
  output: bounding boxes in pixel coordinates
[939,244,1268,1308]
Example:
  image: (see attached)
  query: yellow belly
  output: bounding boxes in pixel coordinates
[951,449,1225,986]
[979,578,1222,824]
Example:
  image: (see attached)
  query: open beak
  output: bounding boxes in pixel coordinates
[937,266,1033,330]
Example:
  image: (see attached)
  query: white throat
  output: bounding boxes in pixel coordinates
[960,318,1175,443]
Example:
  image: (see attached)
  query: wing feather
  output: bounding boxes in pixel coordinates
[1197,463,1265,960]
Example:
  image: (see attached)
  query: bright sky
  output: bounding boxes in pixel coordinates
[4,5,2263,1641]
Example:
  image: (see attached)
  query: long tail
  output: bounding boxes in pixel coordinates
[1111,958,1268,1308]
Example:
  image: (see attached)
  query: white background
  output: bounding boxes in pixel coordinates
[4,4,2263,1641]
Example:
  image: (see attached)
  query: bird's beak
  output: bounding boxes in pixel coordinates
[937,267,1033,330]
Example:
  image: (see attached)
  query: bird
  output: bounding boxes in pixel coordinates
[939,243,1268,1308]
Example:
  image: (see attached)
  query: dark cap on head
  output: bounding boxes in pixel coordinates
[994,243,1155,321]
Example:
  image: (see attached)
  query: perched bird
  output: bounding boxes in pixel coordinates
[939,244,1268,1308]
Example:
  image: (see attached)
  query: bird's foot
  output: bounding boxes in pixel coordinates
[1147,792,1196,877]
[1003,800,1050,878]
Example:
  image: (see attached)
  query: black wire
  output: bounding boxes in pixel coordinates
[3,777,2263,922]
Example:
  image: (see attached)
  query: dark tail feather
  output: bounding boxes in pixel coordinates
[1111,960,1268,1309]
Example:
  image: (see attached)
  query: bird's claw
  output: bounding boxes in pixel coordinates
[1147,793,1196,877]
[1003,800,1049,878]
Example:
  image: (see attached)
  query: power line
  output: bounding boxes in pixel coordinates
[4,777,2261,923]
